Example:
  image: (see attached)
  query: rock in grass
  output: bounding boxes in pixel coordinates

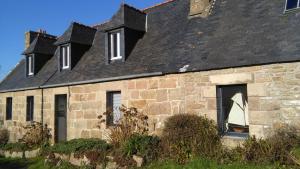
[133,155,143,167]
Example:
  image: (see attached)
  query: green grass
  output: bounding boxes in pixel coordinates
[143,158,297,169]
[0,157,298,169]
[292,147,300,159]
[0,157,92,169]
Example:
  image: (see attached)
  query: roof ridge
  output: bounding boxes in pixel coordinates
[37,33,57,40]
[72,21,97,30]
[122,3,145,14]
[91,1,175,28]
[142,0,176,12]
[91,20,110,28]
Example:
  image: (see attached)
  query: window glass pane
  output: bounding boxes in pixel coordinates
[113,34,118,58]
[28,56,33,75]
[30,56,34,74]
[286,0,298,10]
[117,33,121,57]
[106,92,121,125]
[109,32,122,60]
[6,97,12,120]
[64,47,68,67]
[61,46,70,68]
[110,34,114,58]
[26,96,34,121]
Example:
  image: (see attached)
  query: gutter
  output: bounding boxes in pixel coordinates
[0,72,163,93]
[40,72,163,88]
[0,86,40,93]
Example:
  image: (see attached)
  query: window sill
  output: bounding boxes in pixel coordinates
[222,132,248,139]
[110,56,122,61]
[62,66,70,70]
[284,7,300,14]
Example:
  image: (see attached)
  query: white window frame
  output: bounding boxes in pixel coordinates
[62,45,70,69]
[285,0,300,11]
[110,32,122,60]
[28,55,34,76]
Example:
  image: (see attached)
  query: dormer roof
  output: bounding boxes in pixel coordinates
[22,35,57,55]
[54,22,97,46]
[104,4,146,32]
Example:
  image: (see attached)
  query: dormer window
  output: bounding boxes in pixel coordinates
[61,45,70,69]
[28,55,34,76]
[286,0,300,11]
[110,31,122,60]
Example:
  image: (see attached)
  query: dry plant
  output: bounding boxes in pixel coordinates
[20,121,51,148]
[97,105,149,147]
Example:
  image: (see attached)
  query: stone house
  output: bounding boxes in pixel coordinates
[0,0,300,144]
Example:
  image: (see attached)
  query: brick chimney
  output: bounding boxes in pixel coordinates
[25,29,55,49]
[189,0,214,18]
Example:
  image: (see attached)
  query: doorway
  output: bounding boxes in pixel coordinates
[55,94,67,142]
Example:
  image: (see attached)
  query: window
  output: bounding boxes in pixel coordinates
[110,32,122,60]
[286,0,300,10]
[26,96,34,121]
[28,55,34,76]
[61,45,70,69]
[217,85,249,136]
[6,97,12,120]
[106,91,121,126]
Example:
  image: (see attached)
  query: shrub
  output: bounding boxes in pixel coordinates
[46,138,111,155]
[242,129,300,165]
[20,122,51,148]
[0,128,9,145]
[45,138,111,165]
[0,142,30,152]
[122,134,161,164]
[161,114,221,164]
[98,105,149,147]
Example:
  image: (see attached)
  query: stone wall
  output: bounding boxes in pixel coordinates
[1,62,300,142]
[0,90,42,142]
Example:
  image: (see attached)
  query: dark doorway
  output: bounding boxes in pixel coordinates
[55,94,67,142]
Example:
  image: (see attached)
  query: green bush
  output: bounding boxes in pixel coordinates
[241,129,300,165]
[45,138,111,165]
[46,138,111,155]
[121,134,160,164]
[0,128,9,145]
[0,142,30,152]
[161,114,221,164]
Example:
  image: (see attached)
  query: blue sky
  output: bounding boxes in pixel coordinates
[0,0,164,81]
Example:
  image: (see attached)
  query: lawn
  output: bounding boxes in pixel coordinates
[144,158,295,169]
[0,157,297,169]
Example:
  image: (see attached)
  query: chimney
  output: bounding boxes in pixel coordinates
[25,29,55,49]
[189,0,214,18]
[25,31,39,49]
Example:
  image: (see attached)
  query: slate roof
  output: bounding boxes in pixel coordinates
[1,0,300,92]
[22,35,57,55]
[54,22,97,46]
